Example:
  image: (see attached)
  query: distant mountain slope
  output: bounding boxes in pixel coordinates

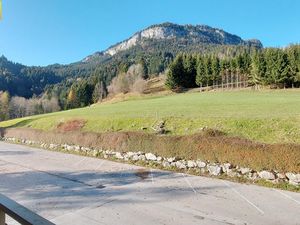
[0,22,262,97]
[103,23,262,56]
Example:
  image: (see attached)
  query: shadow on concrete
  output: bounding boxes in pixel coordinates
[0,168,226,215]
[0,150,32,156]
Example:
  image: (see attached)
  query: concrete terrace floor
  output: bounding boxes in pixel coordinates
[0,142,299,225]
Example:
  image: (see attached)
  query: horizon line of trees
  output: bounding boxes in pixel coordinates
[0,91,61,121]
[166,45,300,90]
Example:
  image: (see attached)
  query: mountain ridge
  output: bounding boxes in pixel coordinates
[84,22,262,61]
[1,22,263,98]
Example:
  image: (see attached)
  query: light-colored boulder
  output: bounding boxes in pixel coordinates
[132,154,140,161]
[196,160,206,168]
[187,160,197,168]
[258,171,275,180]
[126,152,135,158]
[239,167,252,175]
[286,173,300,185]
[115,152,124,159]
[145,153,157,161]
[207,165,223,176]
[222,163,232,173]
[66,145,74,151]
[167,157,176,163]
[175,161,187,169]
[49,144,58,149]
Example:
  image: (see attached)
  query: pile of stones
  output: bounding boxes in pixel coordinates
[2,137,300,186]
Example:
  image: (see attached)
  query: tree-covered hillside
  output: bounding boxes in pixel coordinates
[0,23,262,100]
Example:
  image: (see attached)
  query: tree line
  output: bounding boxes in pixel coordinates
[166,45,300,90]
[0,91,60,121]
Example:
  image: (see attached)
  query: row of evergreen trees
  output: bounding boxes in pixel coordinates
[166,45,300,89]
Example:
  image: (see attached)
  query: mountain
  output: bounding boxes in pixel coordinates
[104,23,262,56]
[0,22,263,98]
[84,22,262,62]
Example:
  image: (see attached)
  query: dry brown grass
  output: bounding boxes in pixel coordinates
[56,119,86,132]
[2,127,300,173]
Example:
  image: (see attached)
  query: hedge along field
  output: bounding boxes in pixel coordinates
[1,89,300,144]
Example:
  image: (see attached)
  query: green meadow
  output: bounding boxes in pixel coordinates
[1,89,300,144]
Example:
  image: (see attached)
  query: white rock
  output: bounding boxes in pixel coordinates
[240,167,252,175]
[115,152,124,159]
[167,157,176,163]
[132,154,139,161]
[49,144,57,149]
[92,150,99,156]
[74,145,80,151]
[126,152,135,158]
[196,160,206,168]
[145,153,157,161]
[285,173,300,185]
[156,156,162,162]
[258,171,275,180]
[175,161,187,169]
[187,160,197,168]
[207,165,222,176]
[222,163,232,173]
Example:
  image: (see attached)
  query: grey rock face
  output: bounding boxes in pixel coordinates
[103,23,262,56]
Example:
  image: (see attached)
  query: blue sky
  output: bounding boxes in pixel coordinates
[0,0,299,66]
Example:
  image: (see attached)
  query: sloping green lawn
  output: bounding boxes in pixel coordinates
[1,89,300,144]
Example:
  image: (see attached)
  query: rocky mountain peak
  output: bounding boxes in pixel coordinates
[102,23,262,56]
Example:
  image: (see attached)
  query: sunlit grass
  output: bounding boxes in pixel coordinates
[1,89,300,144]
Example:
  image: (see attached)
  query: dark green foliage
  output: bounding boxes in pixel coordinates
[0,56,62,98]
[166,54,185,89]
[166,45,300,90]
[196,56,206,87]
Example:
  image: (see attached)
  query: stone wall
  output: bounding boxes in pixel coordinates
[2,137,299,186]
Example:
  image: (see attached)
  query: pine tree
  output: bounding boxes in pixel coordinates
[196,56,206,87]
[250,52,263,86]
[211,56,221,85]
[183,54,197,88]
[166,54,185,90]
[204,56,212,86]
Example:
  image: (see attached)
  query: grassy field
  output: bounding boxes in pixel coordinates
[1,89,300,144]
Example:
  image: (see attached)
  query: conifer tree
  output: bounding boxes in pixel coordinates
[166,54,185,89]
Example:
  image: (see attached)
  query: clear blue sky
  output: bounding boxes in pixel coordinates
[0,0,300,66]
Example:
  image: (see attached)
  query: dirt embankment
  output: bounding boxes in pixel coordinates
[1,127,300,173]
